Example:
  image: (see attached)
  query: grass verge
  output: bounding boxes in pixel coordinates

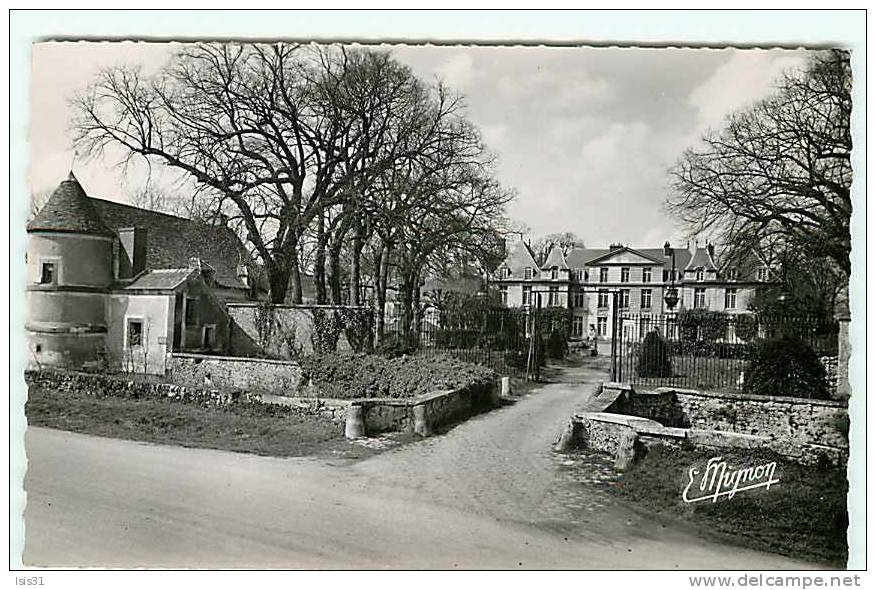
[25,385,375,459]
[612,445,848,567]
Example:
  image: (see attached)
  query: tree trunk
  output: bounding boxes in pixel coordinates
[314,213,327,304]
[268,265,291,304]
[349,220,366,306]
[328,240,344,304]
[375,240,391,341]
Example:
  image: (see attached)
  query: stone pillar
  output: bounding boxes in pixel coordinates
[413,404,432,437]
[614,430,639,471]
[345,404,365,439]
[834,284,851,400]
[501,376,511,397]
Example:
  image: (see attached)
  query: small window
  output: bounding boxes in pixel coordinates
[757,267,769,282]
[499,285,508,306]
[620,289,630,308]
[522,285,531,305]
[40,262,56,284]
[726,268,738,281]
[551,268,558,280]
[598,289,609,308]
[548,286,559,306]
[599,267,608,283]
[696,269,704,282]
[185,297,199,325]
[203,324,216,349]
[127,319,144,348]
[523,267,533,280]
[642,267,652,283]
[597,316,608,336]
[620,267,630,283]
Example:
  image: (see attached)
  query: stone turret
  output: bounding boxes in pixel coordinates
[26,172,115,369]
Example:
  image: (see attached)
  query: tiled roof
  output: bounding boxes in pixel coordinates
[27,172,115,237]
[121,268,197,291]
[87,197,248,290]
[541,244,569,270]
[499,239,540,276]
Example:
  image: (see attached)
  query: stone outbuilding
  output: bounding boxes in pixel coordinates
[26,173,248,374]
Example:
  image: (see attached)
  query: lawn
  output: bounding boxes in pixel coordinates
[25,385,376,459]
[612,445,848,566]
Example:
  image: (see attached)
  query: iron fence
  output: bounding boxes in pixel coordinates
[616,312,840,395]
[383,306,546,377]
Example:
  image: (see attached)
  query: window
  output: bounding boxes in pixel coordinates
[597,316,608,336]
[662,269,668,282]
[620,289,630,308]
[574,269,584,282]
[126,319,144,348]
[724,288,737,309]
[599,267,608,283]
[621,267,630,283]
[185,297,199,325]
[640,288,652,309]
[696,269,704,281]
[551,267,558,280]
[757,267,769,282]
[694,288,707,309]
[572,289,585,308]
[203,325,216,349]
[499,285,508,305]
[572,316,584,338]
[523,267,533,280]
[39,261,56,284]
[726,268,738,281]
[642,267,652,283]
[548,286,559,306]
[597,289,609,308]
[522,285,531,305]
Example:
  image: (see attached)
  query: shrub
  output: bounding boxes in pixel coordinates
[637,330,672,378]
[734,314,759,342]
[547,329,567,359]
[503,336,545,370]
[744,336,830,399]
[299,353,497,399]
[375,333,416,358]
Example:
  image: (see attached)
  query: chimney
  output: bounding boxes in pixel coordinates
[609,242,624,250]
[663,241,671,257]
[707,242,715,258]
[117,227,147,278]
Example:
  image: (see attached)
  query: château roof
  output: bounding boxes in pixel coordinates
[541,244,569,270]
[27,172,115,238]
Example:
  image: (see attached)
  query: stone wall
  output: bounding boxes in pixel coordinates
[664,387,849,463]
[226,303,372,360]
[166,353,302,396]
[25,368,259,407]
[260,380,499,436]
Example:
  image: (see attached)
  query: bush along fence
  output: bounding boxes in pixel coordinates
[381,305,571,380]
[617,311,840,398]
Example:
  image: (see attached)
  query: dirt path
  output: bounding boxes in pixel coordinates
[22,359,814,569]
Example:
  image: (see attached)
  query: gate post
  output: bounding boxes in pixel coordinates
[610,290,619,381]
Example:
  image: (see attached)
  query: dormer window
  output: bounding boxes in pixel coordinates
[696,269,704,281]
[551,268,558,280]
[523,267,533,280]
[757,267,769,282]
[599,267,608,283]
[726,268,738,281]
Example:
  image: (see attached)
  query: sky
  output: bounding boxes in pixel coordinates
[29,42,811,248]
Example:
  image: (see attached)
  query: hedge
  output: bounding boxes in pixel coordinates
[298,352,497,399]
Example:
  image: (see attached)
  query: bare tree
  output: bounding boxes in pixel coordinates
[667,50,852,284]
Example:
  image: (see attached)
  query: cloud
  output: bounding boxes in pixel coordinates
[435,53,475,89]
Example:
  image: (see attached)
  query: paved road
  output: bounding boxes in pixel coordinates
[23,359,812,569]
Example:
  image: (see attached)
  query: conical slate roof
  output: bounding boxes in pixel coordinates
[27,172,115,237]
